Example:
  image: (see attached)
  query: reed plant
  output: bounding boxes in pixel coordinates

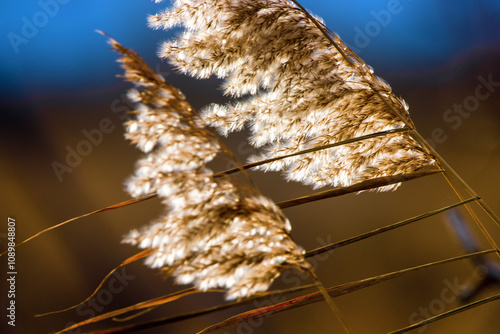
[4,1,499,333]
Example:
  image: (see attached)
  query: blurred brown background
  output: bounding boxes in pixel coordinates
[1,1,500,333]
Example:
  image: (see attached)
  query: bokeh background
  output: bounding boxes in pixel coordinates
[1,1,500,333]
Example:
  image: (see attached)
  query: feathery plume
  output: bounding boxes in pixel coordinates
[150,0,435,190]
[104,33,309,300]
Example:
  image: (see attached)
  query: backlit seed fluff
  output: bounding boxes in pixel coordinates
[105,34,309,300]
[151,0,436,190]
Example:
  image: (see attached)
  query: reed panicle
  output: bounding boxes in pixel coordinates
[149,0,435,190]
[104,34,310,300]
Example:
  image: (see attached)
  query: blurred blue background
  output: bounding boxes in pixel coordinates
[1,0,500,110]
